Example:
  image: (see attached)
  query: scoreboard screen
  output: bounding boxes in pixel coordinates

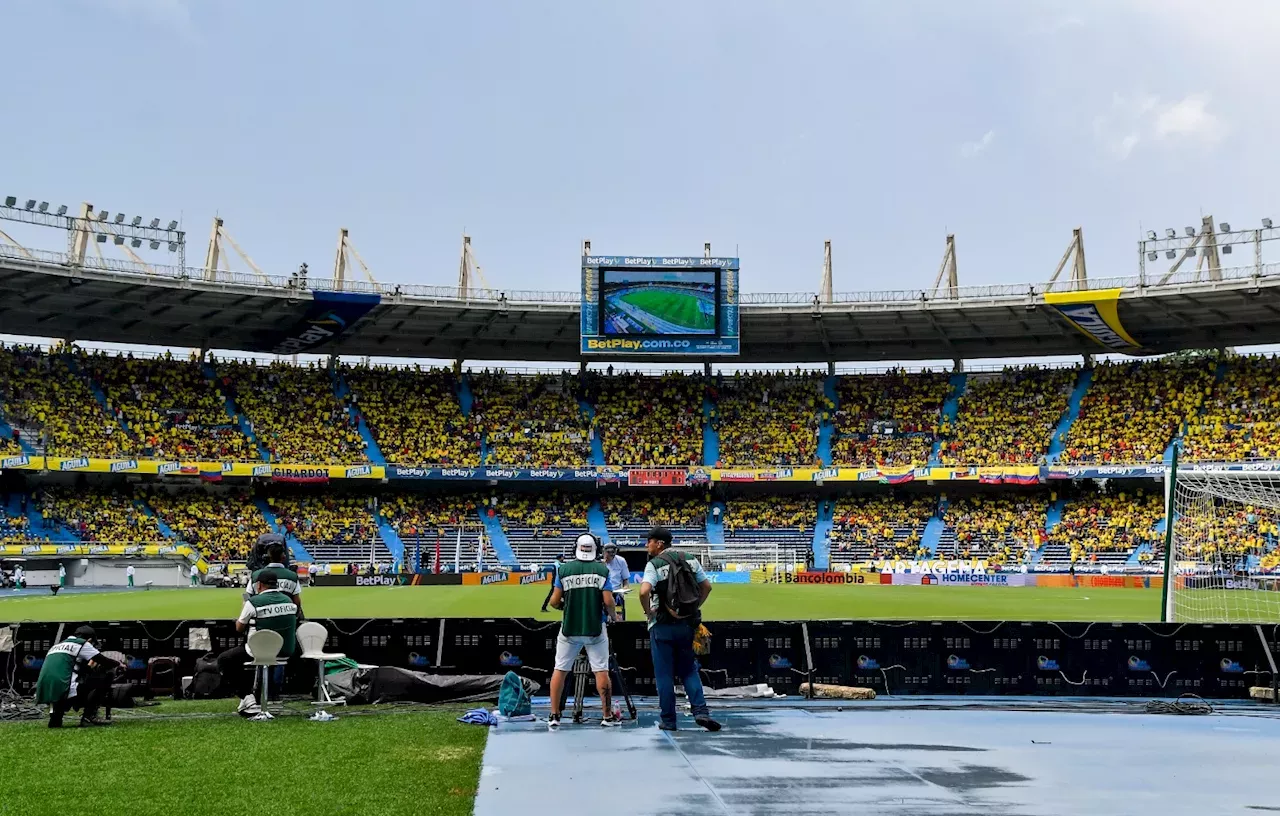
[581,255,740,357]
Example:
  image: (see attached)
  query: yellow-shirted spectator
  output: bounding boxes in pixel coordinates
[939,367,1074,465]
[591,372,703,466]
[832,370,950,467]
[344,364,479,466]
[712,371,827,467]
[145,489,271,560]
[1184,356,1280,462]
[471,372,591,467]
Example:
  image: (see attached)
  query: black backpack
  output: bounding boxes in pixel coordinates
[656,551,702,620]
[188,653,222,699]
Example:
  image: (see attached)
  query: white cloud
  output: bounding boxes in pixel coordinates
[1153,94,1226,144]
[1093,92,1224,160]
[960,129,996,158]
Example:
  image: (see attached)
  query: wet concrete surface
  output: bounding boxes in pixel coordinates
[474,698,1280,815]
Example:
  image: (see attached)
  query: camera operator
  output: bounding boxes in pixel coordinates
[247,540,304,619]
[545,534,617,729]
[603,544,630,621]
[35,625,115,728]
[217,572,300,716]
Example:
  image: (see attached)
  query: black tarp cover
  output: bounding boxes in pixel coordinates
[326,666,541,705]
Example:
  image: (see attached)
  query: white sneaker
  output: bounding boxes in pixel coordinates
[238,694,261,716]
[547,713,561,730]
[600,715,622,727]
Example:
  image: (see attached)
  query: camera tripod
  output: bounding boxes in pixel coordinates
[560,649,637,723]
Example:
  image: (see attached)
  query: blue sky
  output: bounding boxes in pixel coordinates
[2,0,1278,357]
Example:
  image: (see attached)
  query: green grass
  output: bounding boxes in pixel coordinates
[0,700,485,816]
[619,288,715,331]
[0,584,1166,622]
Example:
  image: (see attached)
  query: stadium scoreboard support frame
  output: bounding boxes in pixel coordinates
[580,246,740,357]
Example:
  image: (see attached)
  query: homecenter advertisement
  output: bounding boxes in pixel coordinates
[1043,288,1144,353]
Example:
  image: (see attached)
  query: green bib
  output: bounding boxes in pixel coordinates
[34,637,86,705]
[249,590,299,657]
[251,564,302,597]
[557,560,609,638]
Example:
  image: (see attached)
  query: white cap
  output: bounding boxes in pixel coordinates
[574,533,598,562]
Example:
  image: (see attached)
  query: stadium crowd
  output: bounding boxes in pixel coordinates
[266,494,374,550]
[0,345,134,458]
[602,493,707,530]
[1183,355,1280,462]
[829,495,936,559]
[1050,489,1163,563]
[343,363,479,466]
[382,493,483,537]
[832,370,950,467]
[36,487,162,544]
[724,495,815,532]
[1060,359,1213,465]
[496,491,591,537]
[82,351,256,462]
[938,367,1074,466]
[470,372,592,467]
[943,495,1046,565]
[589,371,704,466]
[143,489,271,560]
[710,371,827,467]
[216,360,365,464]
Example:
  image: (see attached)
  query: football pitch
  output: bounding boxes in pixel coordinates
[0,584,1166,622]
[618,288,715,332]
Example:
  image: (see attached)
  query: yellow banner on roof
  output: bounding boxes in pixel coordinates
[1043,288,1143,352]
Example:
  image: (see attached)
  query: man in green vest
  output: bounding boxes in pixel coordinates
[216,572,299,716]
[545,533,617,729]
[35,625,114,728]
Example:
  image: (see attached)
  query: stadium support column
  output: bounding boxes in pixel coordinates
[68,202,92,267]
[203,218,223,281]
[820,240,832,304]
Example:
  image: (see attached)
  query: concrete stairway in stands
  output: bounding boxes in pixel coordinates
[812,498,834,569]
[1046,368,1093,463]
[818,375,837,466]
[135,499,177,540]
[478,506,519,567]
[331,366,386,466]
[587,499,611,546]
[374,514,406,567]
[930,372,967,464]
[702,394,720,466]
[578,399,606,465]
[203,361,271,461]
[252,498,313,562]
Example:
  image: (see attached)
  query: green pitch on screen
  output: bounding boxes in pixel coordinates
[619,290,715,332]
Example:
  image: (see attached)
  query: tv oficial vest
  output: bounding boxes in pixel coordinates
[557,560,609,638]
[34,637,87,705]
[249,590,299,657]
[251,564,302,597]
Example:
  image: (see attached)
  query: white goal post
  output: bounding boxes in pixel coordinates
[1165,451,1280,623]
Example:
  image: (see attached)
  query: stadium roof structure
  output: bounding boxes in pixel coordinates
[3,245,1280,363]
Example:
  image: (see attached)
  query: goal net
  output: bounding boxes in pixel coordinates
[1167,466,1280,622]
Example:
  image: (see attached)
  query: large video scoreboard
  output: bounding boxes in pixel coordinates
[580,255,740,356]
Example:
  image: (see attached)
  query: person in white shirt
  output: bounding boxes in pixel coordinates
[58,563,66,588]
[125,564,135,588]
[13,565,24,590]
[603,544,630,621]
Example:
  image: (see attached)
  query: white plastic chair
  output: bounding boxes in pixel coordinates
[244,629,284,722]
[296,621,346,721]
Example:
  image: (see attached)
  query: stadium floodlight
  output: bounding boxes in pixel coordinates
[131,216,141,226]
[1165,249,1177,260]
[1219,222,1231,232]
[130,238,142,248]
[166,220,178,230]
[149,218,159,228]
[1146,230,1157,240]
[1184,226,1195,237]
[149,241,160,250]
[1147,251,1158,261]
[1264,218,1274,229]
[55,205,66,216]
[97,210,109,221]
[167,242,177,252]
[96,234,107,243]
[1165,228,1176,238]
[113,235,124,245]
[37,202,48,213]
[1185,248,1196,257]
[24,200,35,210]
[2,196,14,207]
[1223,244,1233,254]
[113,213,125,224]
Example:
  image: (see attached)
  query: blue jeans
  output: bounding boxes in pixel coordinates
[649,620,710,727]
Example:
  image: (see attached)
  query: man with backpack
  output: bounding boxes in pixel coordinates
[639,527,720,732]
